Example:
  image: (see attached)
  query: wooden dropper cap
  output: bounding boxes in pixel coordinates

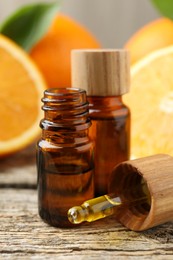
[109,154,173,231]
[71,49,130,96]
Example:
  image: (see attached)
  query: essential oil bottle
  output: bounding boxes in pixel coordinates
[71,49,130,196]
[37,88,94,228]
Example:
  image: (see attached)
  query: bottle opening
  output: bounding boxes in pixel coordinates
[44,87,86,96]
[42,88,87,107]
[109,163,151,227]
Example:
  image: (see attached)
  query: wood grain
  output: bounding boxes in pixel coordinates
[71,49,130,96]
[110,154,173,231]
[0,145,173,259]
[0,144,37,187]
[1,189,173,259]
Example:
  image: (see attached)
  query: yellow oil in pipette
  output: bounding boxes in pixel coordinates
[68,180,151,224]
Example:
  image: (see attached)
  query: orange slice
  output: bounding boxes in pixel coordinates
[0,34,47,156]
[124,18,173,65]
[123,46,173,158]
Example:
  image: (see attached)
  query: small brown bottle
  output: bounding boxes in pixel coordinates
[37,88,94,228]
[71,49,130,196]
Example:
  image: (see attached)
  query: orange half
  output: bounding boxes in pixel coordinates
[0,34,47,156]
[123,46,173,158]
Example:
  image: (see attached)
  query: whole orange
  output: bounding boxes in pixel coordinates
[30,14,101,88]
[125,18,173,64]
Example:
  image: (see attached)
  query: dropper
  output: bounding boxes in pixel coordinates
[68,181,150,224]
[68,154,173,231]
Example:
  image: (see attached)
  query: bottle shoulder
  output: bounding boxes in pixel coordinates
[88,96,130,118]
[89,105,130,119]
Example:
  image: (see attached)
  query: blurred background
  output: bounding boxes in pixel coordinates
[0,0,160,47]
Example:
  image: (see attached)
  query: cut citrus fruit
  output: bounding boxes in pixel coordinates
[30,14,101,88]
[0,34,47,156]
[123,46,173,158]
[125,18,173,64]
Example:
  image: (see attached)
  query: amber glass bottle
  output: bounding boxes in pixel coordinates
[72,49,130,196]
[37,88,94,228]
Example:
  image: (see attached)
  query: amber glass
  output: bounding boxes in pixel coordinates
[37,88,94,228]
[88,96,130,196]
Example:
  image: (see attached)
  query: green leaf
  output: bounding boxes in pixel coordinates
[0,1,62,51]
[151,0,173,20]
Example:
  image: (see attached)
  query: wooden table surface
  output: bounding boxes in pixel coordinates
[0,145,173,259]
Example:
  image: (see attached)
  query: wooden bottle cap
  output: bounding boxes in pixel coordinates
[109,154,173,231]
[71,49,130,96]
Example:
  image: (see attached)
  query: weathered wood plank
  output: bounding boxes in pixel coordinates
[0,144,37,187]
[0,145,173,258]
[0,188,173,259]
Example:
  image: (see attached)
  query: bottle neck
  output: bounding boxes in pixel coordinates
[88,96,123,108]
[40,88,91,143]
[87,96,128,118]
